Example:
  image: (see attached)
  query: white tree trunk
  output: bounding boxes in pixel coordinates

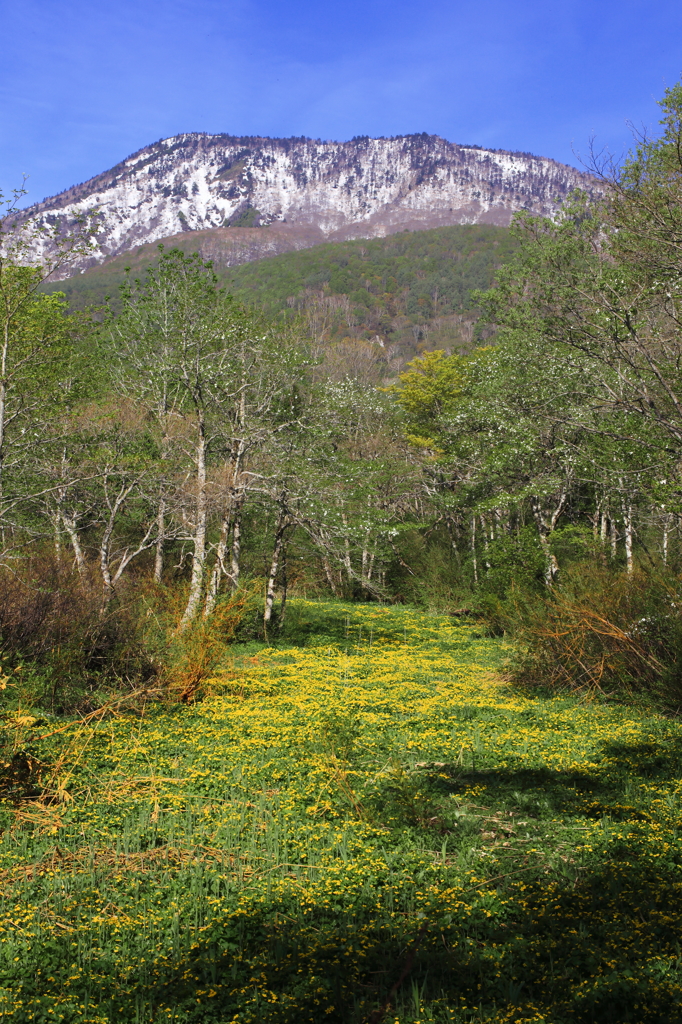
[322,553,340,597]
[230,496,244,593]
[622,501,634,574]
[480,515,491,570]
[60,512,87,578]
[530,496,561,585]
[341,514,352,583]
[180,416,208,628]
[361,529,374,595]
[204,511,232,618]
[153,495,166,584]
[264,506,289,634]
[98,480,136,612]
[663,514,671,566]
[51,511,62,563]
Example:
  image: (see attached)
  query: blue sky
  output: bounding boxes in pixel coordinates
[1,0,681,206]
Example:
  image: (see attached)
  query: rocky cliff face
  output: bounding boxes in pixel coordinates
[21,133,595,274]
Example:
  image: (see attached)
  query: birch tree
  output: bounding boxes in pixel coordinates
[108,247,304,625]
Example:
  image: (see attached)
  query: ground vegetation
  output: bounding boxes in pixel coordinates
[2,603,682,1023]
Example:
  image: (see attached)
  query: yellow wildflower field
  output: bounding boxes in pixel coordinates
[1,600,681,1023]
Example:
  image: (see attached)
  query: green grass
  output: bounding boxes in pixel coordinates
[1,601,682,1022]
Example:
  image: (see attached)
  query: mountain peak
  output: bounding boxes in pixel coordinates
[20,132,596,276]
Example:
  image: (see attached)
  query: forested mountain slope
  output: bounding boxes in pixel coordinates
[223,223,517,357]
[19,131,594,275]
[47,224,517,360]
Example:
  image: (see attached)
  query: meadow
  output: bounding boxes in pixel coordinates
[1,600,682,1024]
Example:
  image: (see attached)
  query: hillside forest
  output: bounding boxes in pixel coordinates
[46,223,518,366]
[2,79,682,1024]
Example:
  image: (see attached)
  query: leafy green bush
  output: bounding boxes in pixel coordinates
[477,526,548,600]
[384,526,470,610]
[473,527,548,635]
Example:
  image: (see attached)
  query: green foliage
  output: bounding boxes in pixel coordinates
[389,349,465,448]
[477,526,548,601]
[44,226,517,360]
[223,224,515,353]
[227,205,262,228]
[384,526,468,609]
[0,267,88,415]
[223,225,514,313]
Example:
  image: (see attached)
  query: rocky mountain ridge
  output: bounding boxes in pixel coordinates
[20,132,596,276]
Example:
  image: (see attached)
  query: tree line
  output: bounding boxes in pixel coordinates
[0,199,414,644]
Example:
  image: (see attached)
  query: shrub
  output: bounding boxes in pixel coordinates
[385,526,470,609]
[0,552,153,713]
[504,563,682,707]
[139,579,263,702]
[477,525,548,600]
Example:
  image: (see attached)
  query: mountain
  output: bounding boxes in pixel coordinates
[22,132,595,277]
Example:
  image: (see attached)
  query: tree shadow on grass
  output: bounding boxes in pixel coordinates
[98,842,682,1024]
[16,737,682,1024]
[276,601,405,649]
[55,740,681,1024]
[423,731,682,817]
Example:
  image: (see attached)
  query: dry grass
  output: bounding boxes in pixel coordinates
[157,580,261,702]
[508,565,682,701]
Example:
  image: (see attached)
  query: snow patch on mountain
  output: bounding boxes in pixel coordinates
[19,133,596,275]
